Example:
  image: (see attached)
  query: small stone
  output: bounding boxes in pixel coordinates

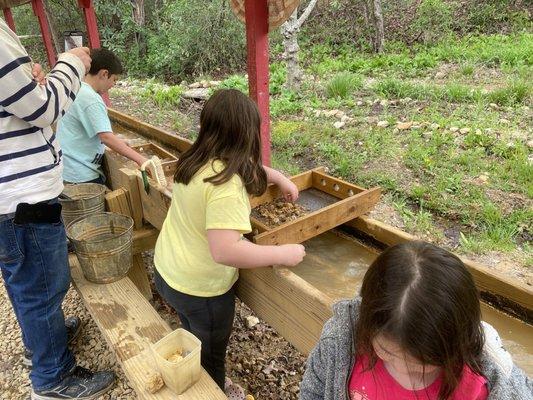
[430,123,440,130]
[314,110,321,117]
[182,88,210,100]
[459,127,470,134]
[489,103,499,109]
[189,82,201,89]
[450,127,459,132]
[324,109,339,117]
[356,100,364,106]
[377,120,389,128]
[245,316,260,329]
[334,110,345,119]
[527,140,533,149]
[397,121,413,130]
[333,121,346,129]
[434,71,447,79]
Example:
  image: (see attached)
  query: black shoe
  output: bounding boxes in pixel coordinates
[22,316,83,368]
[31,366,115,399]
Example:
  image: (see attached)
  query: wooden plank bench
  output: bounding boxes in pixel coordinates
[69,254,226,399]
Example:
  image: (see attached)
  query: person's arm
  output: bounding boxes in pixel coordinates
[300,337,330,400]
[207,229,305,269]
[263,165,299,201]
[98,132,147,167]
[0,45,90,128]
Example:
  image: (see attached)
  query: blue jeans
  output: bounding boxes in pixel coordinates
[0,201,75,390]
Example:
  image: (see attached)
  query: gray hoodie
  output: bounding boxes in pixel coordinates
[300,298,532,400]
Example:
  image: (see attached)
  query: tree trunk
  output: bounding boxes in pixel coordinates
[372,0,384,53]
[131,0,146,55]
[281,10,302,91]
[365,0,384,53]
[280,0,319,91]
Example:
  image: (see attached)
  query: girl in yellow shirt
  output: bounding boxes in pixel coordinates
[153,89,306,390]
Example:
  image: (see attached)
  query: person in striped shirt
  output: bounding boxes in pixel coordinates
[0,18,115,399]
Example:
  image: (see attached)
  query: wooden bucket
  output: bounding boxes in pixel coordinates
[230,0,300,29]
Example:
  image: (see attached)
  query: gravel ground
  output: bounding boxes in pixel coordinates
[0,281,135,400]
[1,251,307,400]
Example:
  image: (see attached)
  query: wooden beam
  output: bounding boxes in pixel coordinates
[3,8,16,32]
[253,187,381,246]
[311,170,367,198]
[78,0,101,48]
[32,0,56,68]
[237,266,333,355]
[108,108,193,153]
[249,168,321,208]
[70,255,226,399]
[244,0,271,165]
[348,216,533,311]
[106,188,153,300]
[132,227,158,255]
[137,175,172,231]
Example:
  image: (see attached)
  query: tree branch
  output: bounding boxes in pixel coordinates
[295,0,319,30]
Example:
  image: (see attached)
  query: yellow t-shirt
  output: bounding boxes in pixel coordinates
[154,161,252,297]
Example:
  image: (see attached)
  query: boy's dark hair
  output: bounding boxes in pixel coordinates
[356,241,485,400]
[88,48,123,76]
[174,89,267,196]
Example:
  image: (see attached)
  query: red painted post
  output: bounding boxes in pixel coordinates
[78,0,101,49]
[244,0,271,166]
[32,0,56,68]
[3,8,16,32]
[77,0,110,106]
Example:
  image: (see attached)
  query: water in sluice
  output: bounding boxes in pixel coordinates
[292,230,533,376]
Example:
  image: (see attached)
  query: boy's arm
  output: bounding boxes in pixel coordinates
[263,165,299,201]
[98,132,147,167]
[0,47,88,128]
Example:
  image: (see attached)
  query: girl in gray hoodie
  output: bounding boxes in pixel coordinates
[300,241,532,400]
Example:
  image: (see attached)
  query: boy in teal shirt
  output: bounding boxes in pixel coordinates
[57,48,146,184]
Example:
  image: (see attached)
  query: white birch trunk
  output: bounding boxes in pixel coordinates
[280,0,319,91]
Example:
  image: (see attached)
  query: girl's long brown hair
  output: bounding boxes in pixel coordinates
[174,89,267,196]
[356,241,485,400]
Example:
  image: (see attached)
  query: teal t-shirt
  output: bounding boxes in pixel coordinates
[56,82,111,183]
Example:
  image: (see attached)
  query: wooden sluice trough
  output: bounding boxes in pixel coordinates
[70,108,531,399]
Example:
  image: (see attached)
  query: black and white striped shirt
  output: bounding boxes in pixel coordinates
[0,18,85,214]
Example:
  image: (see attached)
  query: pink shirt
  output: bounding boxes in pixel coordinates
[349,356,488,400]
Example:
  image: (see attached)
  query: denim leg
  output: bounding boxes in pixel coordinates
[0,216,75,390]
[155,270,235,389]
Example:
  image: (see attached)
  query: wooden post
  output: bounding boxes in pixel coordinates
[244,0,271,166]
[77,0,111,106]
[32,0,56,68]
[3,8,16,32]
[105,188,153,300]
[77,0,101,48]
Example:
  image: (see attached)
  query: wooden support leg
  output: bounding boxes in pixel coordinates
[32,0,56,68]
[244,0,271,166]
[77,0,111,106]
[106,188,153,300]
[3,8,16,32]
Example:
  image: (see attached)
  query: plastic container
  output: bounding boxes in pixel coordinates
[151,329,202,394]
[66,212,133,283]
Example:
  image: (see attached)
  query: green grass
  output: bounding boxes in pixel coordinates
[325,72,363,99]
[141,80,184,107]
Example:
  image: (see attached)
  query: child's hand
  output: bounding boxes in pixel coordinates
[279,244,306,267]
[32,63,46,86]
[279,177,299,202]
